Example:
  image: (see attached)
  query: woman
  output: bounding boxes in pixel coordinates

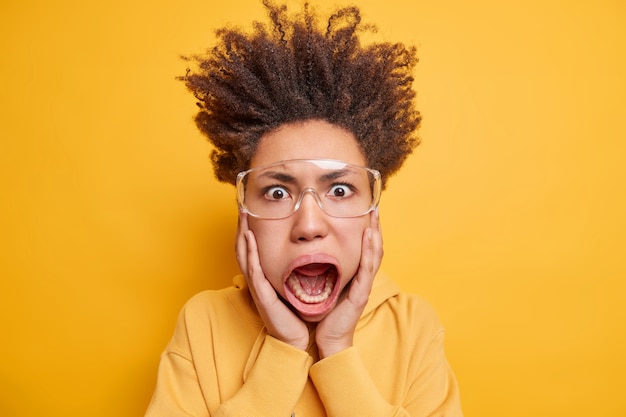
[145,2,463,416]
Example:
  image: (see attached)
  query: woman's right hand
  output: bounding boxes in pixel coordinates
[236,212,310,351]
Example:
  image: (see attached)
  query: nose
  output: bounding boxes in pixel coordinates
[290,189,329,242]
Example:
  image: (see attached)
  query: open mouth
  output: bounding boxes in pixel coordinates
[287,263,337,304]
[283,260,341,319]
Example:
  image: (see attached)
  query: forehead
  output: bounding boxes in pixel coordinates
[250,160,366,183]
[251,120,366,168]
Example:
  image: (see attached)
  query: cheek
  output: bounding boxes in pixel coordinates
[337,222,368,278]
[248,220,287,286]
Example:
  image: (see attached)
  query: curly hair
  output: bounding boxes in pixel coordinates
[181,1,421,188]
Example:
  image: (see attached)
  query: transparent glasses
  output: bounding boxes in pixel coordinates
[236,159,382,220]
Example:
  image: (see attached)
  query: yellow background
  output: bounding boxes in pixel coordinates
[1,0,624,416]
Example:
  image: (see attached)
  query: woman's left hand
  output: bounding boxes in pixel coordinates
[315,209,383,358]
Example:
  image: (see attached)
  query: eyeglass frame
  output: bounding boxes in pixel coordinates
[235,158,382,220]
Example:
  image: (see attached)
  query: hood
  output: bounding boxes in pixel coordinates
[359,272,400,318]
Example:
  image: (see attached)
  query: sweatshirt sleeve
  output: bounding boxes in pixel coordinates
[310,347,397,417]
[402,329,463,417]
[309,330,463,417]
[145,299,313,417]
[215,335,313,417]
[145,348,210,417]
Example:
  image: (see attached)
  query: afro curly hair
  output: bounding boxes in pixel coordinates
[181,0,421,188]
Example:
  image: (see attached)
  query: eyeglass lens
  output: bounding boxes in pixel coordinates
[239,160,379,219]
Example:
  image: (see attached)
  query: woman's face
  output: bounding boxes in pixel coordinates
[246,119,371,322]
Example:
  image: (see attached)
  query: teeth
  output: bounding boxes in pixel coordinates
[288,275,334,304]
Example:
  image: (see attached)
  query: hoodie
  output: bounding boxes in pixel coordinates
[145,273,463,417]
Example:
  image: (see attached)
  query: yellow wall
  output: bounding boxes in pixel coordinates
[1,0,624,416]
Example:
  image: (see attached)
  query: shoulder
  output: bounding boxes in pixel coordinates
[388,292,442,320]
[164,280,263,356]
[372,290,446,338]
[356,289,449,371]
[180,281,261,326]
[366,273,446,335]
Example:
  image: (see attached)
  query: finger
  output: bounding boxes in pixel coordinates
[370,208,384,272]
[354,211,383,289]
[244,230,277,302]
[361,228,376,285]
[235,211,250,276]
[345,227,376,308]
[244,229,260,278]
[241,229,268,305]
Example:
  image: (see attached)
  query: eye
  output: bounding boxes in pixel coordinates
[328,184,354,198]
[264,186,290,201]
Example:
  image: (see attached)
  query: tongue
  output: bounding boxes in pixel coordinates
[297,274,327,295]
[294,264,330,296]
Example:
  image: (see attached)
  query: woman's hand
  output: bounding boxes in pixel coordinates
[315,210,384,358]
[236,212,310,351]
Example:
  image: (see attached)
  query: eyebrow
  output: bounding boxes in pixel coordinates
[259,171,297,183]
[320,169,351,182]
